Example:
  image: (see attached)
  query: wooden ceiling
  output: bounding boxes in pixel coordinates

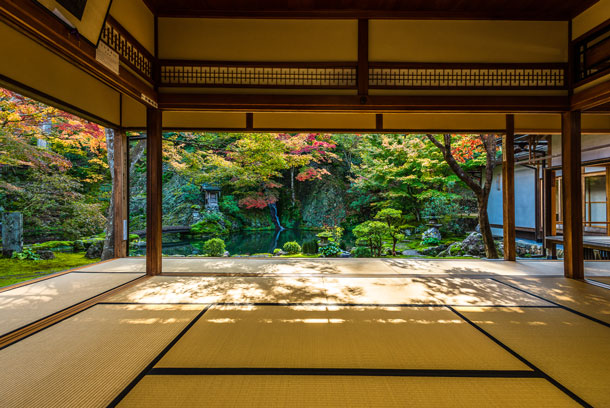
[143,0,598,20]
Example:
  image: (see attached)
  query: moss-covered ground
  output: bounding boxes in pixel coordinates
[0,253,99,288]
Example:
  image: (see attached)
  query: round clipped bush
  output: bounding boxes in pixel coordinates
[302,240,318,255]
[351,246,372,258]
[283,241,301,255]
[203,238,226,257]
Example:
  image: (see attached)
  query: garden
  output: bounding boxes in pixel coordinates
[1,87,525,287]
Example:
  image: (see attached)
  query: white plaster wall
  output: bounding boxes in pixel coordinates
[488,165,537,237]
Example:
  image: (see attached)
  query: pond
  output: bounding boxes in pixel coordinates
[129,229,355,256]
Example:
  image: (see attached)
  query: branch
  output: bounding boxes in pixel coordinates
[426,134,482,196]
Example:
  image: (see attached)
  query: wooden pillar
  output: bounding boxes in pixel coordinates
[606,166,610,236]
[502,115,516,261]
[543,168,555,257]
[113,129,128,258]
[561,111,583,279]
[357,19,368,97]
[146,108,162,276]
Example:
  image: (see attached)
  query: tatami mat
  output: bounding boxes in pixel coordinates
[0,272,143,335]
[107,276,328,304]
[456,306,610,408]
[157,305,528,370]
[496,277,610,323]
[323,277,550,306]
[117,376,578,408]
[0,304,204,408]
[590,276,610,286]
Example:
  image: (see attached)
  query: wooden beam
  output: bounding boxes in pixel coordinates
[375,113,383,130]
[503,114,516,261]
[113,129,128,258]
[358,19,368,97]
[158,93,569,112]
[561,111,584,279]
[0,0,156,107]
[146,108,162,276]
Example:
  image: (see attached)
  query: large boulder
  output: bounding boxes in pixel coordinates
[36,250,55,260]
[421,227,441,242]
[460,232,486,257]
[85,240,104,259]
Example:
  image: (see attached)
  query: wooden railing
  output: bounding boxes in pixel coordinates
[573,21,610,86]
[158,60,567,90]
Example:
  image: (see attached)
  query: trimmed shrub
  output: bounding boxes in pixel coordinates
[283,241,301,255]
[273,248,282,255]
[318,241,341,257]
[302,240,318,255]
[203,238,226,257]
[352,246,372,258]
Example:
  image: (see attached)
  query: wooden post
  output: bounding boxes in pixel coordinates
[113,129,128,258]
[561,111,583,279]
[606,166,610,236]
[358,19,368,97]
[543,168,555,257]
[503,115,516,261]
[146,108,162,276]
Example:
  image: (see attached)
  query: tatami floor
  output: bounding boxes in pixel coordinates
[0,258,609,407]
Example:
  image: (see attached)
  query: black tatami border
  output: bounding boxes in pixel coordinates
[491,278,610,328]
[106,305,211,408]
[148,367,542,378]
[447,306,592,408]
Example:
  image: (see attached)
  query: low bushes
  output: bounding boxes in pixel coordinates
[302,240,318,255]
[203,238,226,257]
[318,241,341,257]
[283,241,301,254]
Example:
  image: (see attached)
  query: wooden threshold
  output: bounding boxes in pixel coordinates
[0,275,150,350]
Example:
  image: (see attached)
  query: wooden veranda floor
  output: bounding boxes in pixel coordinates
[0,258,609,407]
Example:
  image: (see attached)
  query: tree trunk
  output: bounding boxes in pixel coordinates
[477,195,498,259]
[101,129,115,261]
[290,167,295,205]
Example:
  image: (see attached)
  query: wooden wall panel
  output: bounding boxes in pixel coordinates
[370,20,568,63]
[572,0,610,40]
[0,21,120,126]
[110,0,155,53]
[158,18,358,61]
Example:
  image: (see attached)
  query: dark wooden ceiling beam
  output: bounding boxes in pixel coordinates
[147,0,599,20]
[159,93,569,113]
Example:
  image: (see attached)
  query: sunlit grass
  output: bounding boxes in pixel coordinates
[0,253,99,287]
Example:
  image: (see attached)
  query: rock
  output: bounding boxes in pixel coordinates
[460,232,486,257]
[402,249,419,256]
[339,251,351,258]
[223,251,230,257]
[516,241,543,257]
[2,212,23,257]
[73,240,85,252]
[36,250,55,260]
[85,240,104,259]
[419,244,448,256]
[421,227,441,242]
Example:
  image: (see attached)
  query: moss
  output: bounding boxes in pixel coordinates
[30,240,74,250]
[0,253,99,288]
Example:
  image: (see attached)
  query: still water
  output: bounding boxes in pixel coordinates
[130,229,354,256]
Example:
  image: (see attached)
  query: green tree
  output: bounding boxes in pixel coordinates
[353,220,386,257]
[374,208,405,256]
